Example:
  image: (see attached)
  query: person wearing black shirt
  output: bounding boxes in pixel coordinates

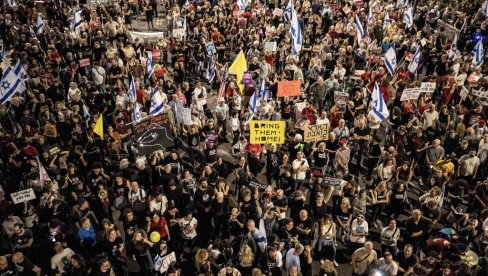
[279,218,298,250]
[280,97,294,122]
[312,142,329,169]
[193,178,214,244]
[353,121,370,173]
[404,209,430,254]
[366,136,382,180]
[228,207,246,239]
[397,244,418,276]
[0,255,16,276]
[158,165,179,195]
[264,144,286,186]
[11,252,41,276]
[294,210,314,245]
[240,190,258,224]
[211,192,229,239]
[278,166,294,196]
[163,150,183,176]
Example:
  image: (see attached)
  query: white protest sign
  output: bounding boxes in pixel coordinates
[420,82,436,93]
[265,41,277,52]
[400,88,421,101]
[154,252,176,273]
[334,91,349,104]
[176,107,192,125]
[172,29,185,40]
[460,86,469,101]
[10,188,36,204]
[273,8,283,17]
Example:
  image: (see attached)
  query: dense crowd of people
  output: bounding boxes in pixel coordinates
[1,0,488,275]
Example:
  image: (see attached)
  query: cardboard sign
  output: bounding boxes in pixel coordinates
[133,114,175,156]
[241,72,253,85]
[10,188,36,204]
[249,120,286,144]
[172,29,185,40]
[265,41,277,52]
[400,88,422,101]
[323,176,342,186]
[273,8,283,17]
[304,124,329,142]
[420,82,436,93]
[175,107,192,125]
[154,252,176,273]
[334,91,349,105]
[277,80,301,97]
[437,20,457,38]
[249,181,268,190]
[79,58,90,67]
[46,144,61,157]
[205,42,216,55]
[460,86,469,101]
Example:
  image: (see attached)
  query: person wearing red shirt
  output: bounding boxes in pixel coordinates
[147,212,170,241]
[245,143,262,177]
[135,82,145,105]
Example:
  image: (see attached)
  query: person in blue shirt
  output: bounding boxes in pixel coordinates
[78,218,97,252]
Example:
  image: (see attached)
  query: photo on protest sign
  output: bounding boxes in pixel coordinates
[46,144,62,158]
[249,181,268,191]
[265,41,277,52]
[323,176,342,186]
[420,82,436,93]
[205,42,216,55]
[304,124,329,142]
[277,80,301,97]
[175,107,192,125]
[10,188,36,204]
[249,120,286,144]
[133,114,175,156]
[273,8,283,17]
[334,91,349,105]
[79,58,90,67]
[172,29,185,41]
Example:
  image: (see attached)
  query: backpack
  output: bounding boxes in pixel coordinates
[114,196,128,210]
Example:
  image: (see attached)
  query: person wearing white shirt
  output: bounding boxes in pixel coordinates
[292,151,309,186]
[128,181,146,205]
[349,215,369,254]
[149,192,168,216]
[377,252,399,276]
[192,82,208,108]
[332,63,346,81]
[422,104,439,129]
[51,242,75,274]
[316,110,330,126]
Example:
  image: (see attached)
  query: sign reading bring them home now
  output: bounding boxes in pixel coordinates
[249,120,286,144]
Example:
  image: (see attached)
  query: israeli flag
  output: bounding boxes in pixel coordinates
[284,0,293,23]
[257,219,267,252]
[149,87,165,116]
[355,15,365,45]
[290,9,302,55]
[384,47,397,76]
[371,82,389,122]
[404,6,413,30]
[5,0,16,8]
[0,61,27,105]
[258,79,270,102]
[82,102,91,127]
[29,26,37,38]
[147,51,154,78]
[73,11,83,31]
[133,102,142,122]
[36,14,44,34]
[383,11,391,33]
[237,0,247,10]
[367,6,373,25]
[128,76,137,104]
[206,59,216,83]
[184,0,190,9]
[448,34,458,61]
[472,40,484,67]
[408,46,421,75]
[483,0,488,17]
[245,83,259,125]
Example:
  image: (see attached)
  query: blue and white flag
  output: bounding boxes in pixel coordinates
[448,34,458,61]
[0,61,27,105]
[408,46,421,75]
[149,87,165,116]
[483,0,488,17]
[206,60,216,83]
[29,26,37,38]
[257,219,267,252]
[383,11,391,32]
[0,40,5,62]
[147,51,154,78]
[355,15,365,45]
[284,0,293,23]
[371,82,389,122]
[36,14,44,34]
[384,47,397,76]
[128,76,137,104]
[258,79,270,102]
[184,0,190,9]
[82,102,91,127]
[5,0,16,8]
[73,11,83,31]
[133,102,142,122]
[367,6,373,25]
[237,0,247,11]
[290,9,302,55]
[245,84,259,125]
[404,6,413,30]
[472,40,484,67]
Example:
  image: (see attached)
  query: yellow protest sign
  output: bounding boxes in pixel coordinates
[304,124,329,142]
[249,121,286,144]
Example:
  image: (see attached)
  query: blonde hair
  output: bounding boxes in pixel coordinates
[239,244,254,266]
[195,249,208,264]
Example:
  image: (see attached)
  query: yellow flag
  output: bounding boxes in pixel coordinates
[93,115,104,140]
[228,50,248,94]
